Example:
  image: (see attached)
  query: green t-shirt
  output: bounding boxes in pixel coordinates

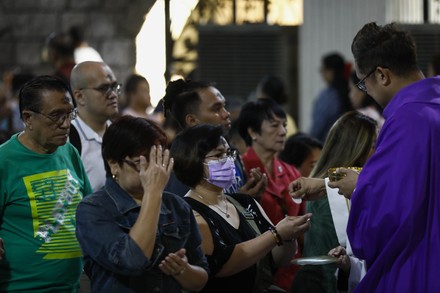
[0,134,92,292]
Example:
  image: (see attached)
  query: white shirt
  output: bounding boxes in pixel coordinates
[74,46,103,64]
[71,117,110,192]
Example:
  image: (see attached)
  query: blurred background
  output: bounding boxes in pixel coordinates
[0,0,439,132]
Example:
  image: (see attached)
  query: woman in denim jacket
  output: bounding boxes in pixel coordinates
[76,116,208,292]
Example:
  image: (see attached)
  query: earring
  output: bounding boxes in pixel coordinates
[112,173,118,181]
[252,137,256,141]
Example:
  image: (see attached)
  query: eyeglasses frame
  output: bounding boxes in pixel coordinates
[80,82,122,96]
[205,149,237,163]
[30,108,78,127]
[356,67,377,92]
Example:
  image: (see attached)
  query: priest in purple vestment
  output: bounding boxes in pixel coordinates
[340,22,440,292]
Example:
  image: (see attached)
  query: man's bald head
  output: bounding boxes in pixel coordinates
[70,61,113,90]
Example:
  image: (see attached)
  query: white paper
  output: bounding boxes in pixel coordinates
[325,177,350,246]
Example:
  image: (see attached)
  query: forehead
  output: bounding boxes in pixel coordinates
[209,137,229,152]
[39,89,73,110]
[197,87,225,107]
[88,64,116,85]
[264,114,286,124]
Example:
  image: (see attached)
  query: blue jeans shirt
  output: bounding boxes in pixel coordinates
[76,178,208,293]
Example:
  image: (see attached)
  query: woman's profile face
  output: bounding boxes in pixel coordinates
[252,115,287,154]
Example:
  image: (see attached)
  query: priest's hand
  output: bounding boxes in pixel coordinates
[288,177,326,201]
[327,168,358,199]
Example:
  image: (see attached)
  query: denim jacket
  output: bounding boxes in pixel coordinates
[76,178,208,293]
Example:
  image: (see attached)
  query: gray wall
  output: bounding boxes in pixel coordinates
[298,0,387,132]
[0,0,155,83]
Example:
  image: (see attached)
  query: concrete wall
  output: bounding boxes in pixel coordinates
[0,0,155,83]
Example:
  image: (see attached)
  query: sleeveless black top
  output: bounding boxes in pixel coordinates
[185,193,272,293]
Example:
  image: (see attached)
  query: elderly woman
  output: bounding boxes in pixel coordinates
[170,124,311,293]
[237,98,305,291]
[75,116,208,292]
[290,111,378,293]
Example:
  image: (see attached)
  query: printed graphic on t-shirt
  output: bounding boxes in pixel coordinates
[23,169,83,259]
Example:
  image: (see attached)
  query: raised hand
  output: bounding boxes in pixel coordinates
[139,145,174,193]
[239,167,267,200]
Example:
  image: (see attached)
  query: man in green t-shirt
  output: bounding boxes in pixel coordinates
[0,75,92,292]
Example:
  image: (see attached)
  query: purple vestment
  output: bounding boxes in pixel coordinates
[347,77,440,292]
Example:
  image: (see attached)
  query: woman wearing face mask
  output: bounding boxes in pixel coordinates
[170,124,312,293]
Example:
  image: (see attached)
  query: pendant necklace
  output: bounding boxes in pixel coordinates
[192,190,230,218]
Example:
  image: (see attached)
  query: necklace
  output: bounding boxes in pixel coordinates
[191,190,230,218]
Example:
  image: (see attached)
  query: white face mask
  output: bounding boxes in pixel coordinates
[205,157,236,189]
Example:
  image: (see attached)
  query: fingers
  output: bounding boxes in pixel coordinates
[146,145,173,171]
[247,174,266,193]
[157,145,163,166]
[329,246,345,257]
[277,214,312,240]
[167,157,174,173]
[158,251,188,277]
[288,180,304,198]
[327,180,338,189]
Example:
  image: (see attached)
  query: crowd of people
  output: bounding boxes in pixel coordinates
[0,21,439,293]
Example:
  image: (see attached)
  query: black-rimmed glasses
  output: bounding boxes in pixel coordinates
[356,68,377,92]
[205,149,237,163]
[80,82,121,96]
[31,108,78,127]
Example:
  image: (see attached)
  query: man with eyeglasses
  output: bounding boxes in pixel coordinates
[330,22,440,292]
[0,75,92,291]
[70,61,120,192]
[162,79,267,199]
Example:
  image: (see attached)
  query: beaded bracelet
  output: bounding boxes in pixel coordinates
[268,226,283,246]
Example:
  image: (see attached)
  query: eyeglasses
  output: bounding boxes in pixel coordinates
[356,68,377,92]
[205,149,237,163]
[31,108,78,127]
[123,159,140,172]
[80,83,121,96]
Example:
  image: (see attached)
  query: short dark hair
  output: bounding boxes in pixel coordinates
[162,79,214,131]
[352,22,418,76]
[68,25,85,48]
[278,132,323,167]
[12,72,35,97]
[19,75,71,119]
[46,32,75,58]
[102,116,167,177]
[124,74,147,96]
[237,99,286,147]
[170,124,223,188]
